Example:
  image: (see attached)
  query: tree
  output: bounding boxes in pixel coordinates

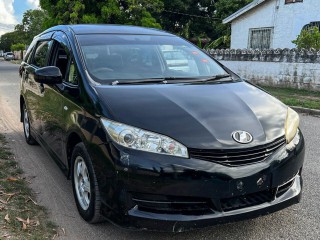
[39,0,163,29]
[11,43,26,59]
[0,32,22,52]
[160,0,217,39]
[292,27,320,50]
[34,0,254,49]
[14,9,48,44]
[159,0,252,46]
[214,0,252,36]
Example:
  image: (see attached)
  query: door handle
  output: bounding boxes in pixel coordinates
[24,72,29,81]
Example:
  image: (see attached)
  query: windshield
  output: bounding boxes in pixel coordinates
[77,34,227,83]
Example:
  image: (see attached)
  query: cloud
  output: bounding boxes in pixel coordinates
[27,0,39,8]
[0,0,18,36]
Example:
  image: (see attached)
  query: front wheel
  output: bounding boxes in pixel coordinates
[71,142,103,223]
[22,104,37,145]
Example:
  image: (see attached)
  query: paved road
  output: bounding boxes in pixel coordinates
[0,59,319,239]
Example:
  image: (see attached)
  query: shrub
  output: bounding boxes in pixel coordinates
[292,26,320,50]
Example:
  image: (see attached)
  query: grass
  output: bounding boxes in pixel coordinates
[257,84,320,110]
[0,134,58,239]
[10,60,22,65]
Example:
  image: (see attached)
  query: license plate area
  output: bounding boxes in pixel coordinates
[229,173,271,196]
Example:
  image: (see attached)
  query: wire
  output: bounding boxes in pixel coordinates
[162,9,219,20]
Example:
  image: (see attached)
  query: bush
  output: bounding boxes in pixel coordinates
[11,43,25,51]
[292,27,320,50]
[11,43,26,59]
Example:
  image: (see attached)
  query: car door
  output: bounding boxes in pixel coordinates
[39,31,74,164]
[23,33,54,138]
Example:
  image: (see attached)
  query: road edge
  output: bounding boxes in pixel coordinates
[291,106,320,116]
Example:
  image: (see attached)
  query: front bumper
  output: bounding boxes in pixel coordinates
[126,174,302,232]
[91,131,305,232]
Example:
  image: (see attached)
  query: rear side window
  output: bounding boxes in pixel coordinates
[32,41,52,67]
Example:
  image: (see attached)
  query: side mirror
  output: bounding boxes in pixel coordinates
[34,66,62,84]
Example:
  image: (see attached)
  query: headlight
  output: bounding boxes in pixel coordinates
[101,118,189,158]
[285,107,299,143]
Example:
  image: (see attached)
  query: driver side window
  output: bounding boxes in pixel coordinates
[67,59,78,85]
[52,37,78,85]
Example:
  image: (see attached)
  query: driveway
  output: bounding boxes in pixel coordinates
[0,59,319,239]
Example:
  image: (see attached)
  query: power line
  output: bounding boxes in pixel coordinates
[162,9,219,20]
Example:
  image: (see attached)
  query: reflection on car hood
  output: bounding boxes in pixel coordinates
[94,81,287,149]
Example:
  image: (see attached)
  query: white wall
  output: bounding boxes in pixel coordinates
[220,60,320,90]
[230,0,277,49]
[230,0,320,49]
[273,0,320,49]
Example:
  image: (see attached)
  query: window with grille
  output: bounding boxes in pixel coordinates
[285,0,303,4]
[248,28,273,49]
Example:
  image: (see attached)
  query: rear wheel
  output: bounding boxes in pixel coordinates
[71,142,103,223]
[23,104,37,145]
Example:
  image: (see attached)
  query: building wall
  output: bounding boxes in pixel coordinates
[273,0,320,49]
[230,0,277,49]
[230,0,320,49]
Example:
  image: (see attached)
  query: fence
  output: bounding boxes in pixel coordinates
[209,48,320,90]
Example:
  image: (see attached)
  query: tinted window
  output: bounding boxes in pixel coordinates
[24,39,37,63]
[52,41,70,80]
[32,41,52,67]
[77,34,226,83]
[67,59,79,85]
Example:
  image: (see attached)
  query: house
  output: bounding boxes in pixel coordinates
[223,0,320,49]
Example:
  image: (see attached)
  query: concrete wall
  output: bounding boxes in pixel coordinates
[230,0,320,49]
[210,48,320,90]
[13,50,26,60]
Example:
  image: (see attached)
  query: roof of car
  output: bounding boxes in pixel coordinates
[44,24,175,36]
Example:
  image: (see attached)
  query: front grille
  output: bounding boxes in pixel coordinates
[221,190,275,212]
[131,193,215,215]
[189,136,286,166]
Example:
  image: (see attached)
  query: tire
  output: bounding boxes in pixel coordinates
[71,142,103,223]
[22,104,37,145]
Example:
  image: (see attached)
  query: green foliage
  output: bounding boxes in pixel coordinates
[14,9,48,44]
[292,27,320,50]
[205,35,231,49]
[40,0,163,28]
[160,0,216,39]
[0,0,254,52]
[197,37,202,48]
[0,9,47,51]
[0,32,23,52]
[214,0,252,36]
[11,43,26,51]
[11,43,26,60]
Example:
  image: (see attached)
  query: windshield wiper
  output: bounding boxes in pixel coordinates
[111,78,168,85]
[111,77,199,85]
[111,75,232,85]
[199,74,232,83]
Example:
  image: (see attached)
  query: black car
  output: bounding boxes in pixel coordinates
[19,25,305,232]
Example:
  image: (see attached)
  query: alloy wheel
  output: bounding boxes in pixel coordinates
[73,156,91,210]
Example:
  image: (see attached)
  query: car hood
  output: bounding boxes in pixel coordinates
[94,81,287,149]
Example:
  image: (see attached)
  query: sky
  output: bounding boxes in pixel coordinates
[0,0,40,36]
